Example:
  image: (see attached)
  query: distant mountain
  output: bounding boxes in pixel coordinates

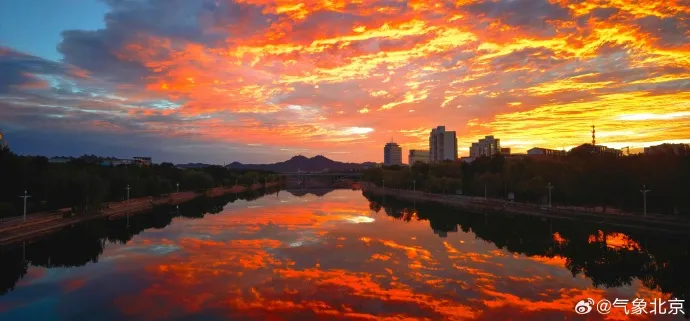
[226,155,375,172]
[175,163,214,169]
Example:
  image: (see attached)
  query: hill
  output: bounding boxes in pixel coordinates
[226,155,375,172]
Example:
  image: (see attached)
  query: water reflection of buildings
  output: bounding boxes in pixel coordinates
[433,225,458,238]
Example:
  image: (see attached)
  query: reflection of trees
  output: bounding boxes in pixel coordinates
[0,248,28,295]
[364,193,690,313]
[0,190,275,296]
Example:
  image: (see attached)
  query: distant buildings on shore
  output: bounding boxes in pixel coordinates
[48,156,153,167]
[381,126,689,166]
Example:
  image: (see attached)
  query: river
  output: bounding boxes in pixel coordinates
[0,189,688,320]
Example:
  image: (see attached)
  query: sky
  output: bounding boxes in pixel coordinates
[1,0,689,164]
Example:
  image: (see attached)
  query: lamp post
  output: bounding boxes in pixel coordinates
[126,184,130,201]
[382,180,385,189]
[484,184,487,200]
[19,190,31,221]
[640,185,651,216]
[176,182,179,193]
[413,179,416,192]
[546,182,554,207]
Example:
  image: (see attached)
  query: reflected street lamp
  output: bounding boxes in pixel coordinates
[546,182,554,207]
[640,185,651,216]
[19,190,31,221]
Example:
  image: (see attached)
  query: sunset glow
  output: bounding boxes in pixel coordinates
[1,0,689,162]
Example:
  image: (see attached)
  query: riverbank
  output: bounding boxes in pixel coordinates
[361,183,690,236]
[0,182,282,245]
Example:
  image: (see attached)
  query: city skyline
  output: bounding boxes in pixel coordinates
[1,1,690,164]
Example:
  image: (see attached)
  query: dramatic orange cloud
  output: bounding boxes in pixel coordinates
[1,0,689,162]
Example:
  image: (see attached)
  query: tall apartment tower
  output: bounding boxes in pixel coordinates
[429,126,458,162]
[469,136,501,157]
[383,142,403,165]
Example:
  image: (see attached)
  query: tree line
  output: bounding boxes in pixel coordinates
[0,146,282,218]
[362,153,690,216]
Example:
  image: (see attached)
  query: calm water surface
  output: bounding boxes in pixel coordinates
[1,189,688,320]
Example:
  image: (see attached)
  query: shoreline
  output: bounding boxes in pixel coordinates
[0,182,282,245]
[360,182,690,236]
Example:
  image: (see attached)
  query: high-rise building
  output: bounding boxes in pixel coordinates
[429,126,458,162]
[383,142,403,165]
[408,150,430,165]
[469,136,501,157]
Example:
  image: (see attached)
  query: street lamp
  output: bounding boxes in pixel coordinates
[640,185,651,216]
[126,184,131,201]
[382,180,385,189]
[19,190,31,221]
[176,182,179,193]
[546,182,554,207]
[413,179,416,192]
[484,184,487,200]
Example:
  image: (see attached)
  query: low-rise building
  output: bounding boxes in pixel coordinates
[527,147,567,157]
[568,144,622,157]
[101,159,134,166]
[644,143,690,156]
[408,150,430,165]
[49,157,73,163]
[134,156,152,167]
[500,147,511,155]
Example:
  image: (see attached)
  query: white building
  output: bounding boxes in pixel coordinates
[408,150,430,165]
[383,142,403,165]
[429,126,458,162]
[469,136,501,157]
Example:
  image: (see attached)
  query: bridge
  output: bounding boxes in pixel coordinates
[281,172,363,178]
[281,172,363,188]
